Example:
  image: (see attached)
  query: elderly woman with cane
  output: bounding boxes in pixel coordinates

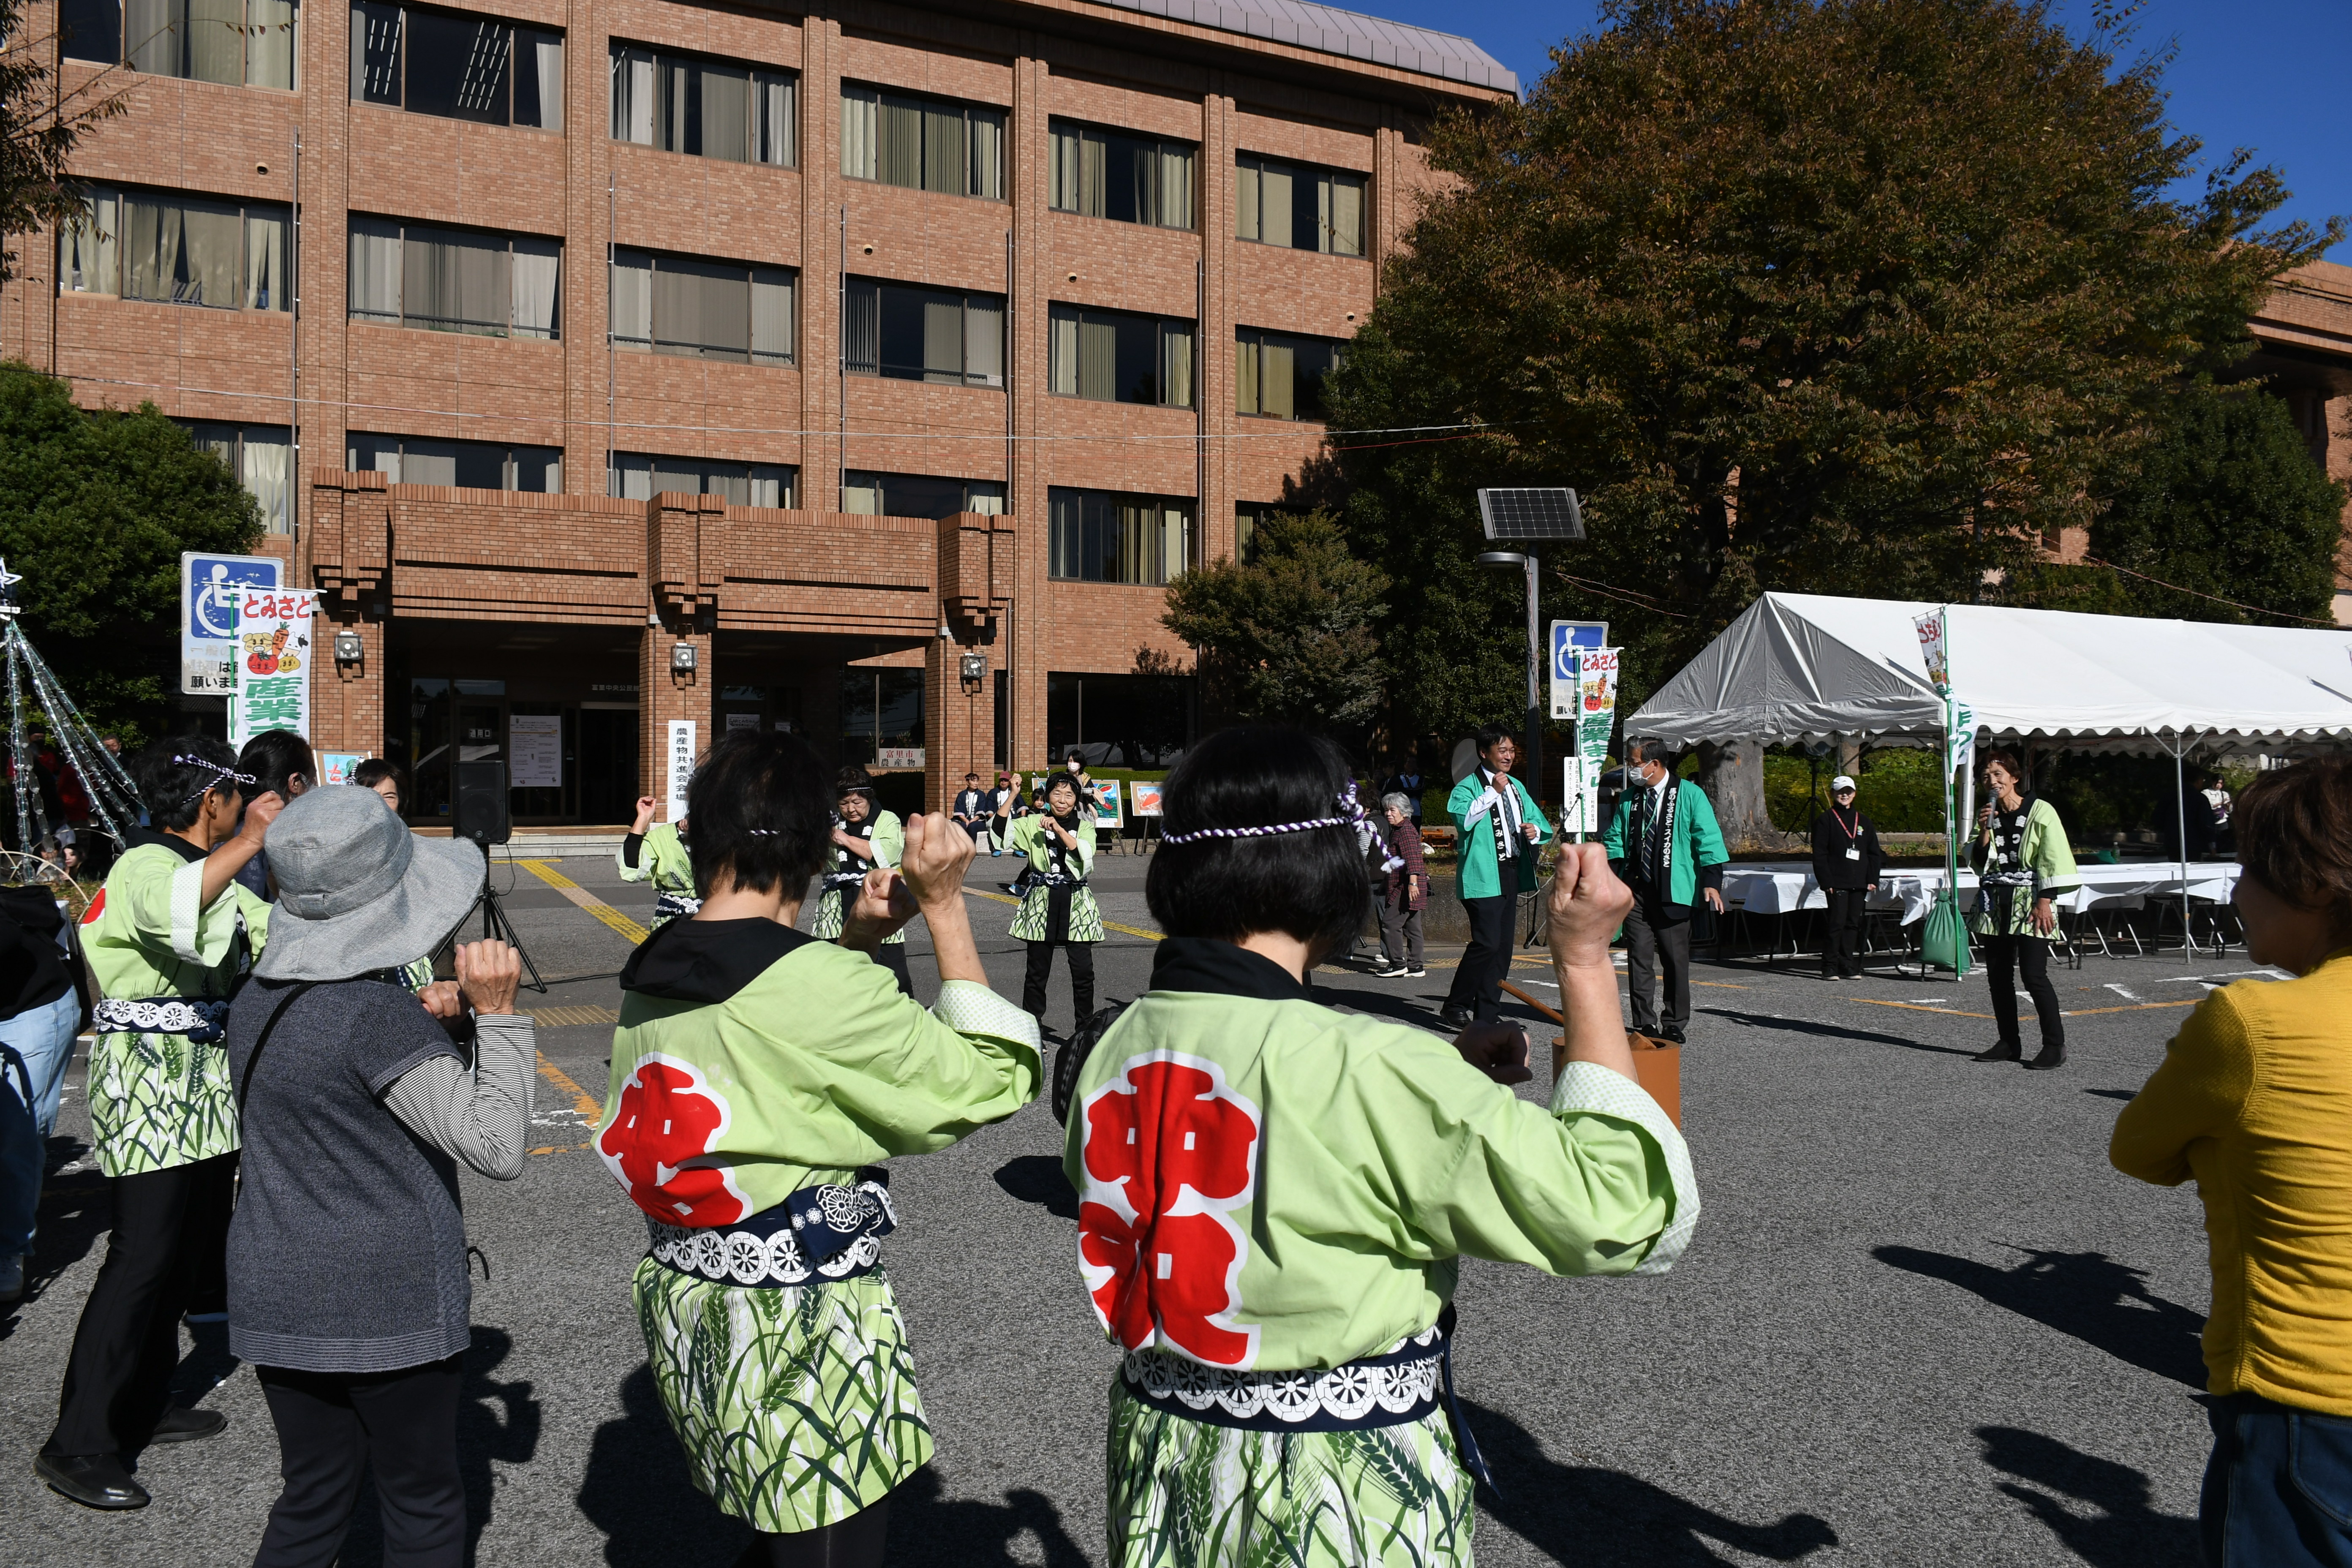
[224,785,533,1568]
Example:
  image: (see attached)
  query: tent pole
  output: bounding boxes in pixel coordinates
[2176,738,2191,968]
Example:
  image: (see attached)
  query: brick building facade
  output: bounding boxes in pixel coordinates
[0,0,1513,823]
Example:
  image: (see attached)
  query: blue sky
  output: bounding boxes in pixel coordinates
[1373,0,2351,261]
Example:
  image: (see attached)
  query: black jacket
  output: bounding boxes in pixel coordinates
[1810,804,1884,891]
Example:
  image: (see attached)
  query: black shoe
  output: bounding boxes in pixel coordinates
[1662,1025,1686,1045]
[35,1451,150,1510]
[2023,1045,2066,1072]
[147,1407,226,1445]
[1437,1007,1473,1031]
[1972,1041,2023,1063]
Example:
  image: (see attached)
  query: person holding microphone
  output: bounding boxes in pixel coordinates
[1968,750,2077,1070]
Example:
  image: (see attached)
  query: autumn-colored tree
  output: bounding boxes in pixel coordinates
[1333,0,2337,843]
[1161,510,1388,732]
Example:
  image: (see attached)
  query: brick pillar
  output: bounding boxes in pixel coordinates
[639,615,712,820]
[923,640,994,816]
[305,468,391,762]
[312,610,387,761]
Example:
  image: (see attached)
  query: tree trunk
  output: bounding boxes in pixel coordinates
[1696,737,1782,853]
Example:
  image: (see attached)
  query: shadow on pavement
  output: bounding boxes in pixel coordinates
[1976,1425,2200,1566]
[1701,1008,1979,1056]
[4,1151,109,1342]
[886,1466,1089,1566]
[2084,1089,2139,1102]
[993,1155,1078,1220]
[577,1363,747,1567]
[1875,1245,2206,1387]
[1465,1399,1837,1564]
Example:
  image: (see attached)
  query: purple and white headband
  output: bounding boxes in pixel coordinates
[1160,782,1369,847]
[174,754,257,805]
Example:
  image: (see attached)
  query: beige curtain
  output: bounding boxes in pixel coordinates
[750,267,793,364]
[1261,336,1296,419]
[876,93,921,188]
[178,201,240,305]
[1235,156,1259,242]
[126,0,179,74]
[511,237,559,339]
[962,297,1002,387]
[968,109,1004,200]
[1050,307,1079,396]
[1079,313,1116,402]
[530,32,562,131]
[348,215,401,322]
[922,295,964,382]
[242,433,289,532]
[63,191,118,294]
[1159,321,1192,408]
[840,84,877,180]
[612,49,654,142]
[1326,172,1364,256]
[1258,161,1294,248]
[246,0,294,88]
[700,64,749,162]
[842,472,882,514]
[757,74,794,166]
[920,101,962,194]
[1159,144,1195,229]
[243,210,284,310]
[1234,333,1259,416]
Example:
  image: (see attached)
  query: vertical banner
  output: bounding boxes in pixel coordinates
[1558,646,1621,837]
[229,588,316,747]
[1913,610,1949,691]
[665,720,696,822]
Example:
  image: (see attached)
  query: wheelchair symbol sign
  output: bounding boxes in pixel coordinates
[188,555,278,640]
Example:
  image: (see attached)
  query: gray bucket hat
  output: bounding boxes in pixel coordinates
[254,785,486,981]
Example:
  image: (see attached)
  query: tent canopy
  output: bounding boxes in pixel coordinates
[1628,593,2352,753]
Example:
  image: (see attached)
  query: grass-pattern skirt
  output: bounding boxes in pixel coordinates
[634,1257,932,1532]
[1105,1376,1474,1568]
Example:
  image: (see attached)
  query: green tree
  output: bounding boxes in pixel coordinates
[0,0,127,286]
[0,362,265,739]
[1331,0,2336,841]
[1161,509,1388,731]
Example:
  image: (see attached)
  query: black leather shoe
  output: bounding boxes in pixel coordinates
[35,1451,150,1510]
[2023,1045,2066,1072]
[1437,1007,1473,1031]
[148,1406,226,1444]
[1662,1025,1686,1045]
[1972,1041,2023,1063]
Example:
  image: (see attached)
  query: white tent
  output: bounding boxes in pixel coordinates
[1629,592,2352,752]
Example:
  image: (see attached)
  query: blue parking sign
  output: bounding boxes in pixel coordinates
[182,552,280,694]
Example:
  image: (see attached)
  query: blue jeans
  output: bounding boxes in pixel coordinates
[0,992,80,1258]
[2204,1393,2352,1567]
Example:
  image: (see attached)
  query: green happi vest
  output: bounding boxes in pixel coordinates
[598,917,1040,1225]
[79,837,272,1177]
[617,822,695,899]
[1063,939,1697,1373]
[1007,811,1102,944]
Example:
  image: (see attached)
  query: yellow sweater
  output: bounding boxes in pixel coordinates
[2110,949,2352,1414]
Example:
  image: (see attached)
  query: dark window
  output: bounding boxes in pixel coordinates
[1049,121,1195,229]
[1048,304,1193,407]
[1048,488,1192,585]
[841,472,1004,519]
[1235,327,1343,422]
[608,454,795,507]
[1047,672,1193,768]
[609,248,795,364]
[843,277,1003,387]
[351,1,562,130]
[348,433,561,491]
[68,0,294,87]
[840,83,1002,199]
[347,216,560,340]
[1235,153,1366,256]
[840,669,923,766]
[610,44,794,166]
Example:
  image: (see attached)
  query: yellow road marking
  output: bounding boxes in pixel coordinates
[527,1004,621,1027]
[529,1049,604,1157]
[1859,996,2202,1023]
[516,859,650,945]
[2058,998,2203,1018]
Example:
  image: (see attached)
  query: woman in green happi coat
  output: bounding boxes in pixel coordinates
[810,766,909,996]
[1003,771,1100,1029]
[619,793,700,928]
[1061,727,1697,1568]
[597,730,1038,1566]
[1968,748,2080,1070]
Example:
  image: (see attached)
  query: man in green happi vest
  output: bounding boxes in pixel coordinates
[1601,738,1728,1045]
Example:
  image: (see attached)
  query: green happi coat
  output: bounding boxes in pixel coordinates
[809,810,905,945]
[1967,795,2080,938]
[79,838,272,1178]
[1007,811,1101,943]
[616,822,697,926]
[598,917,1040,1532]
[1066,938,1697,1568]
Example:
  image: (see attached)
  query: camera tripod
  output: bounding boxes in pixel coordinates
[437,869,549,993]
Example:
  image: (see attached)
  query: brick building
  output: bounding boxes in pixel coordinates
[2240,259,2352,628]
[1,0,1514,824]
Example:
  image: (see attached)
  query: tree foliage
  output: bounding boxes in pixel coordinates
[2014,382,2344,624]
[0,0,128,286]
[1160,509,1388,731]
[1331,0,2337,742]
[0,362,264,738]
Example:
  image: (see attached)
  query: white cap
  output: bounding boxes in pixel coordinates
[1830,775,1857,792]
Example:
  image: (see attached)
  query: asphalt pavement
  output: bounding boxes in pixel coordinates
[0,840,2239,1566]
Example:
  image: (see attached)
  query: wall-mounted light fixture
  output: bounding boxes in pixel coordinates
[958,651,987,694]
[671,642,697,673]
[334,631,364,663]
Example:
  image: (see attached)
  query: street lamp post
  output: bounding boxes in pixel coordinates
[1477,550,1542,800]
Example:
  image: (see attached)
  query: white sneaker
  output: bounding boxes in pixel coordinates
[1,1254,24,1304]
[1404,966,1427,978]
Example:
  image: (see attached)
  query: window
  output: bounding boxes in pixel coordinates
[609,249,794,365]
[1235,153,1364,256]
[1048,487,1192,585]
[839,668,923,768]
[64,0,297,90]
[842,278,1002,387]
[182,422,292,532]
[609,454,796,508]
[1235,327,1342,421]
[841,472,1004,519]
[840,83,1003,199]
[1048,121,1194,229]
[1047,672,1192,767]
[610,44,793,165]
[62,186,289,311]
[1049,304,1192,407]
[352,2,562,131]
[348,217,560,339]
[1235,501,1281,564]
[347,433,560,491]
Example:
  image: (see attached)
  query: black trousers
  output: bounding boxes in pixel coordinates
[1983,934,2065,1051]
[739,1496,893,1568]
[1023,941,1095,1026]
[1445,893,1516,1021]
[46,1149,237,1457]
[1623,898,1694,1034]
[1822,887,1870,978]
[253,1357,465,1568]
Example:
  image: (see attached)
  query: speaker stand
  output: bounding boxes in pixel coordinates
[447,877,549,994]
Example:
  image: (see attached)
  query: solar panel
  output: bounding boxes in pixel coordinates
[1478,488,1584,542]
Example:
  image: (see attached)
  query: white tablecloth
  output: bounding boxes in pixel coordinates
[1721,860,2241,926]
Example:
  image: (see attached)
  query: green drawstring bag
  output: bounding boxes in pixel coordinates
[1920,890,1972,977]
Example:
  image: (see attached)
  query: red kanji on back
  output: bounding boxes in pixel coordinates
[596,1053,748,1225]
[1077,1051,1261,1367]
